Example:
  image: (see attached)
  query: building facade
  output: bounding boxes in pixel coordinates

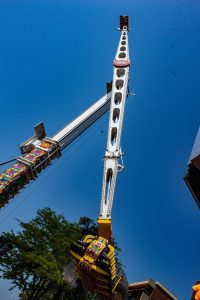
[128,279,177,300]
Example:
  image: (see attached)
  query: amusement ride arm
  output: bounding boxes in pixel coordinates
[97,22,131,242]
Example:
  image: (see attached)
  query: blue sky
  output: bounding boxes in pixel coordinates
[0,0,200,299]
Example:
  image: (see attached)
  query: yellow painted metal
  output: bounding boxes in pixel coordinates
[112,275,122,294]
[83,235,94,242]
[70,250,108,276]
[97,218,112,241]
[70,234,122,298]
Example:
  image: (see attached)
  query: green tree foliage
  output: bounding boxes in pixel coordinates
[78,217,97,236]
[0,208,120,300]
[0,208,95,299]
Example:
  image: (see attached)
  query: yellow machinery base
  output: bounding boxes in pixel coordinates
[70,235,128,299]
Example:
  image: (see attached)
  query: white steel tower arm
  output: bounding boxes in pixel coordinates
[52,92,111,150]
[99,26,130,223]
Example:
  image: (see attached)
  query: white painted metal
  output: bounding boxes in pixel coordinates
[23,93,111,152]
[52,93,111,150]
[99,26,130,219]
